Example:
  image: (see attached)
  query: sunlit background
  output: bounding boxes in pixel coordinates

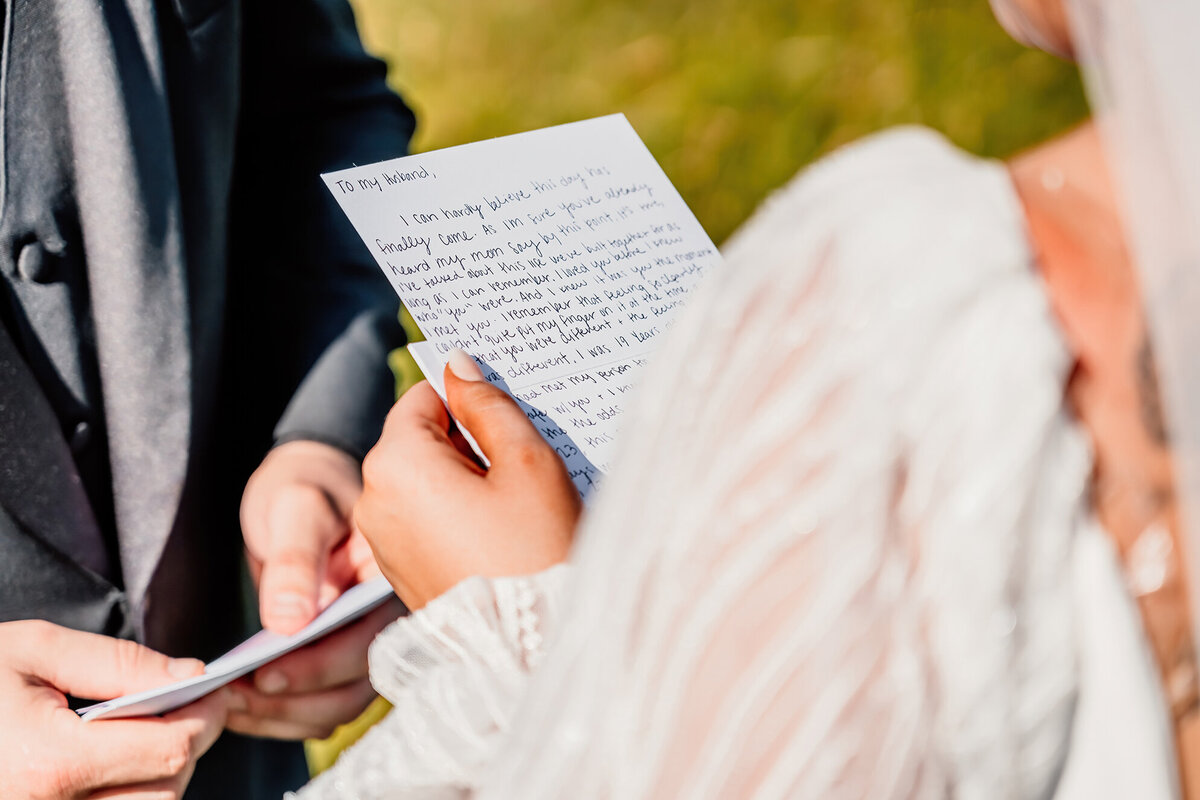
[349,0,1086,246]
[311,0,1090,770]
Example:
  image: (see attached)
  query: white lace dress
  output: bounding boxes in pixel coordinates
[295,128,1179,800]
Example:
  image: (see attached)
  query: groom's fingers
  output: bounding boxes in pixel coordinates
[90,777,190,800]
[10,621,203,701]
[226,678,377,741]
[69,689,227,791]
[256,487,337,634]
[250,600,400,695]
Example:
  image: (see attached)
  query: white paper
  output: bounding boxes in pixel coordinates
[324,115,718,496]
[77,578,395,721]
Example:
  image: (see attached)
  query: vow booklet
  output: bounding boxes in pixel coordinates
[77,577,394,721]
[324,115,720,496]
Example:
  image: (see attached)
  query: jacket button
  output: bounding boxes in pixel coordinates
[70,420,92,452]
[16,241,63,284]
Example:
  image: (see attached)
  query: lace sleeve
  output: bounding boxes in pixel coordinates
[291,565,568,800]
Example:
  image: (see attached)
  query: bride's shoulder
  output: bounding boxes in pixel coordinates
[717,126,1056,355]
[723,125,1028,289]
[768,125,999,199]
[707,124,1072,426]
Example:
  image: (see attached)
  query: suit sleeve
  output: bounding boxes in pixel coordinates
[228,0,415,461]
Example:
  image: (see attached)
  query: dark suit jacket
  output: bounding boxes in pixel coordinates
[0,0,413,795]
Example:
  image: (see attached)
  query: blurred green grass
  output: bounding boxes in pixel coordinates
[311,0,1090,773]
[349,0,1087,247]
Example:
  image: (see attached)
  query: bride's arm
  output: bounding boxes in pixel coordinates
[291,566,570,800]
[292,359,583,799]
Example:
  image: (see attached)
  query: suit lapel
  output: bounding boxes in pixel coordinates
[53,0,192,623]
[0,317,112,579]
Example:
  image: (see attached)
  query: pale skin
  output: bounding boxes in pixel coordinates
[235,439,403,740]
[0,620,227,800]
[0,439,396,798]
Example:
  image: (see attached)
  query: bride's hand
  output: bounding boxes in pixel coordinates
[355,351,581,609]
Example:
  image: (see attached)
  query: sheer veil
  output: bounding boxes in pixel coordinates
[1066,0,1200,670]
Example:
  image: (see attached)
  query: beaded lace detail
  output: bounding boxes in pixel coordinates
[290,567,567,800]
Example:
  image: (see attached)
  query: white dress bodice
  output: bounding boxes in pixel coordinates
[295,127,1178,800]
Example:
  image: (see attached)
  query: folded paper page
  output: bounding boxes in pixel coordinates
[77,578,395,721]
[324,115,719,496]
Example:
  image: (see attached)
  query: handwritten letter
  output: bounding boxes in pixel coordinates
[324,115,718,496]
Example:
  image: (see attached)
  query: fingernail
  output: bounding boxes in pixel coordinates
[270,592,313,622]
[257,670,289,695]
[168,658,205,679]
[447,349,485,382]
[225,688,249,712]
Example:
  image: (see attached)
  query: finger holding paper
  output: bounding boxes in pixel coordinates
[241,440,374,635]
[239,439,400,740]
[0,620,227,799]
[225,597,400,740]
[355,352,580,611]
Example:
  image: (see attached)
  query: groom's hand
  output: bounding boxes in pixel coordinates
[237,439,400,740]
[355,350,581,611]
[241,440,378,635]
[0,620,227,800]
[224,598,400,740]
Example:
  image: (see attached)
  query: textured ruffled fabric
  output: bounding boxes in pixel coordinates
[297,128,1174,799]
[292,567,567,799]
